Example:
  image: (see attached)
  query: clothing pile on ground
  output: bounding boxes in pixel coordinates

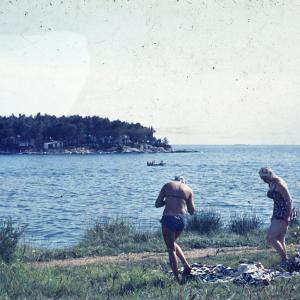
[181,252,300,286]
[286,251,300,272]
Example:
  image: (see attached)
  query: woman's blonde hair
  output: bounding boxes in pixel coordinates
[259,167,275,179]
[174,175,186,183]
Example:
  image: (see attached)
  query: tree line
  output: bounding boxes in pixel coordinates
[0,114,170,151]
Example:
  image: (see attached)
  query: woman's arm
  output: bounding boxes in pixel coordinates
[186,191,195,215]
[155,185,166,208]
[277,183,292,222]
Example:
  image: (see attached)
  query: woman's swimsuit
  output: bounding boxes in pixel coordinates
[267,185,289,223]
[160,215,187,232]
[160,194,187,232]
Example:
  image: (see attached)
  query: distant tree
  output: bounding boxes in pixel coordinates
[0,114,169,151]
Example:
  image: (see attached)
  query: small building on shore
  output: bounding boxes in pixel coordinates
[43,141,63,151]
[100,136,113,145]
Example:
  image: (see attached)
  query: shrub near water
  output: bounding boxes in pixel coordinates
[228,214,261,235]
[78,218,163,254]
[0,219,25,263]
[82,218,135,249]
[186,210,222,234]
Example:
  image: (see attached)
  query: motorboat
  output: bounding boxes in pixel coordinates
[147,161,166,166]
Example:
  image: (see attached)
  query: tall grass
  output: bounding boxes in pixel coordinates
[0,219,25,263]
[21,219,164,262]
[80,218,163,250]
[20,214,271,262]
[186,210,222,234]
[228,214,262,235]
[83,218,133,246]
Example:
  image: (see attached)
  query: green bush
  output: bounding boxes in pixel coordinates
[133,232,151,243]
[81,218,135,248]
[228,214,261,235]
[86,218,133,239]
[186,210,222,234]
[0,219,25,263]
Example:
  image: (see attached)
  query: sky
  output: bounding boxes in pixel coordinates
[0,0,299,144]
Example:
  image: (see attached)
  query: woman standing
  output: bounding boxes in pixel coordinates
[155,176,195,283]
[259,167,293,266]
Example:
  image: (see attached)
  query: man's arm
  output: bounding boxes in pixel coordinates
[155,185,166,208]
[277,183,292,222]
[186,190,195,215]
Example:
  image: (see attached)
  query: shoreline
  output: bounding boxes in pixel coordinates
[0,149,199,155]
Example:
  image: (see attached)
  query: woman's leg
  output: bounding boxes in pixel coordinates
[267,220,288,261]
[162,225,180,282]
[174,231,191,272]
[280,236,287,256]
[278,221,288,259]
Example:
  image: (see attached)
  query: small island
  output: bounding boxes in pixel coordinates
[0,114,173,154]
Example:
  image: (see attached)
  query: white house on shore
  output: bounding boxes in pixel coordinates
[100,136,113,144]
[43,141,63,150]
[115,135,131,145]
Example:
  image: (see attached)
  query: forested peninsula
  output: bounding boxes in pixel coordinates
[0,114,172,154]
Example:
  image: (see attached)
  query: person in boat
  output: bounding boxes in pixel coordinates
[259,167,293,267]
[155,175,195,283]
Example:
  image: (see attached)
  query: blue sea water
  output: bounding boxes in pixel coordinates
[0,145,299,248]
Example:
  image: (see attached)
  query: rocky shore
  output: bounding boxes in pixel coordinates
[0,145,199,155]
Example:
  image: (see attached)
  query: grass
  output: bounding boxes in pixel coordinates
[186,210,223,234]
[1,216,300,299]
[1,250,300,299]
[19,225,268,263]
[19,219,163,262]
[0,219,26,263]
[228,214,262,234]
[17,214,300,262]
